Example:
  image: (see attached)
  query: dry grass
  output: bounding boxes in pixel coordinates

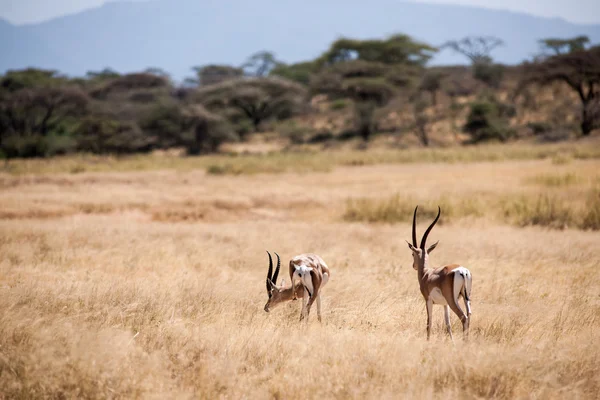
[3,139,600,176]
[1,155,600,398]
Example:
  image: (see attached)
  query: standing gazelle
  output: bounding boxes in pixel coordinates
[407,206,472,340]
[264,251,330,322]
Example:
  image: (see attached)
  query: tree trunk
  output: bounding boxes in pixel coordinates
[359,124,371,141]
[581,99,593,136]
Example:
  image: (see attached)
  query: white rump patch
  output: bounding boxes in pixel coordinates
[451,266,472,309]
[294,266,314,296]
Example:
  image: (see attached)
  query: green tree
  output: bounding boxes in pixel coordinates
[318,34,436,67]
[463,98,516,143]
[312,34,429,142]
[191,65,244,86]
[243,51,282,77]
[194,77,308,135]
[270,61,318,86]
[539,36,590,56]
[418,70,446,106]
[443,36,505,88]
[521,46,600,136]
[0,86,89,157]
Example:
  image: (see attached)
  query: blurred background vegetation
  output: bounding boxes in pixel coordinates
[1,33,598,160]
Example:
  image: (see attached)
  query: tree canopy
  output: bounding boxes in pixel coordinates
[522,45,600,136]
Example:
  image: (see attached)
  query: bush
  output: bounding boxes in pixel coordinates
[463,100,516,143]
[0,134,76,158]
[473,61,504,88]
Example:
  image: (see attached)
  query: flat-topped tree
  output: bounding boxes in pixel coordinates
[521,45,600,136]
[318,34,435,67]
[539,36,590,56]
[194,76,308,135]
[191,65,244,87]
[442,36,505,88]
[242,51,282,77]
[312,34,434,142]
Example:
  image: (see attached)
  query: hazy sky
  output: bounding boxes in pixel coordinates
[1,0,599,25]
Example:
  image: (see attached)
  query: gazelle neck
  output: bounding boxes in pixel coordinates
[280,283,304,300]
[417,252,431,279]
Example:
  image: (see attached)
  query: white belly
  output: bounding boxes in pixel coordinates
[429,287,447,305]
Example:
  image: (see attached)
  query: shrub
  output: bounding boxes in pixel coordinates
[463,100,516,143]
[473,61,504,88]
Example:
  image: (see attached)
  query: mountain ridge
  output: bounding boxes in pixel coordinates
[2,0,599,80]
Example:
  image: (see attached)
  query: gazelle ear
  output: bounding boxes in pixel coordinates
[406,240,416,251]
[427,241,439,253]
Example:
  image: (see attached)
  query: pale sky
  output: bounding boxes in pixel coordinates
[0,0,599,25]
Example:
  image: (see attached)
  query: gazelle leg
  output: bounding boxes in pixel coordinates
[300,287,309,322]
[305,290,319,323]
[426,298,433,340]
[291,272,298,301]
[463,289,472,318]
[444,305,454,342]
[448,297,469,340]
[316,294,322,323]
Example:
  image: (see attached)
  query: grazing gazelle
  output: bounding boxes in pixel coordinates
[264,251,330,322]
[406,206,472,340]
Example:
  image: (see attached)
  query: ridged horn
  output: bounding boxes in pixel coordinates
[272,252,281,286]
[266,251,273,295]
[412,206,418,247]
[420,206,441,250]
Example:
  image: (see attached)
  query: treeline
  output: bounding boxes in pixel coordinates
[0,34,598,159]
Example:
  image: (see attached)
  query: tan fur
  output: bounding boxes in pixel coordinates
[289,253,330,322]
[265,253,330,323]
[409,207,472,341]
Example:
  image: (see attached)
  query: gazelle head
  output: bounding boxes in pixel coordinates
[264,251,286,312]
[406,206,440,270]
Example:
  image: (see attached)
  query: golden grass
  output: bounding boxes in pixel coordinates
[1,156,599,398]
[3,139,600,176]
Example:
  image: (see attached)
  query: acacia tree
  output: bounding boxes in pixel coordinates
[539,36,590,56]
[190,65,244,86]
[443,36,505,88]
[312,34,433,141]
[194,77,308,135]
[522,46,600,136]
[318,34,436,67]
[311,60,399,141]
[418,70,446,106]
[243,51,282,77]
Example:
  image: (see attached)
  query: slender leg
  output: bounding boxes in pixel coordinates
[444,305,454,342]
[426,299,433,340]
[448,296,469,340]
[316,294,322,323]
[463,289,472,318]
[305,291,318,323]
[300,287,309,322]
[291,270,298,301]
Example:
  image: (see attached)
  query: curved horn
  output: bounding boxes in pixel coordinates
[272,252,281,286]
[266,251,273,294]
[420,206,441,250]
[412,206,418,247]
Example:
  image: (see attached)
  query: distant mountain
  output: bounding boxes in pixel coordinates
[2,0,600,81]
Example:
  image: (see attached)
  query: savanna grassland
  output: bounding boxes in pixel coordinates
[1,142,600,399]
